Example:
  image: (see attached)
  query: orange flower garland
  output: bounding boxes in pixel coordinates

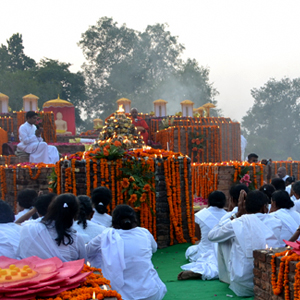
[271,249,300,300]
[71,159,77,195]
[37,264,122,300]
[86,159,91,197]
[64,167,71,192]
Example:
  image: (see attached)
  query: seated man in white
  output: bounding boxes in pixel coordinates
[208,190,282,297]
[17,111,59,164]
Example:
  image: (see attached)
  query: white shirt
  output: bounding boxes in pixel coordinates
[270,208,300,246]
[0,223,21,259]
[17,121,42,151]
[182,206,227,280]
[17,221,87,262]
[91,211,112,227]
[72,220,105,244]
[86,227,167,300]
[208,213,282,297]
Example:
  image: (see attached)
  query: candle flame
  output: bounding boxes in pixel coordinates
[270,247,273,251]
[265,244,268,250]
[117,104,125,113]
[92,291,96,299]
[87,261,90,267]
[285,251,289,256]
[103,285,108,290]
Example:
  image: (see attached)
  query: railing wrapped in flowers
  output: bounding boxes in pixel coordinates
[151,116,241,162]
[253,240,300,300]
[155,125,222,163]
[49,144,195,248]
[191,161,267,200]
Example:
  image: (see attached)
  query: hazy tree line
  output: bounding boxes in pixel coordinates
[0,18,298,160]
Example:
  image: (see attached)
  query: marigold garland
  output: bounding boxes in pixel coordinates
[271,250,300,300]
[36,264,122,300]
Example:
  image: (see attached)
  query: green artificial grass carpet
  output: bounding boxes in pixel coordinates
[152,243,254,300]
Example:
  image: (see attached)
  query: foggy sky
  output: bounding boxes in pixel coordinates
[1,0,300,122]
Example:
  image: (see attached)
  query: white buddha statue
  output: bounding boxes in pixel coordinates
[55,112,72,135]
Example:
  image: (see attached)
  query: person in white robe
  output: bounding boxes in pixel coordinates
[17,193,56,226]
[0,200,21,259]
[86,204,167,300]
[291,181,300,212]
[208,190,282,297]
[73,195,105,244]
[17,193,87,262]
[14,189,38,222]
[178,191,227,280]
[17,111,59,164]
[217,184,249,284]
[269,190,300,246]
[90,186,112,227]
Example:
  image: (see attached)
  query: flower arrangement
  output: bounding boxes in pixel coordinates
[159,116,174,130]
[193,196,208,210]
[239,173,252,187]
[119,158,155,213]
[232,165,259,190]
[90,140,125,160]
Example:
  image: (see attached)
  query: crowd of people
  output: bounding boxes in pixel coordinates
[4,120,300,298]
[177,153,300,297]
[1,187,166,300]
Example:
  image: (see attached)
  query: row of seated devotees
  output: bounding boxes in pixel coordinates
[0,175,298,299]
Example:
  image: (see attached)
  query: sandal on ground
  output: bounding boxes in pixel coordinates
[177,271,202,280]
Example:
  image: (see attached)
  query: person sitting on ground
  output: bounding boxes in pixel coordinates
[0,200,21,259]
[90,186,112,227]
[247,153,258,163]
[208,190,282,297]
[178,191,227,281]
[14,189,38,222]
[130,108,149,144]
[277,166,289,182]
[217,184,249,284]
[259,184,276,211]
[271,178,286,191]
[269,190,300,247]
[72,195,105,244]
[17,111,60,164]
[16,193,56,225]
[17,193,87,262]
[86,204,167,300]
[285,176,295,195]
[291,181,300,213]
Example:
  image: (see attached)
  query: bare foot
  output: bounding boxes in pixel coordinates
[177,271,202,280]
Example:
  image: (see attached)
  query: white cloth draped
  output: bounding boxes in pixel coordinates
[271,208,300,246]
[208,213,282,297]
[72,220,105,244]
[17,221,87,262]
[86,227,167,300]
[0,223,21,259]
[217,206,238,284]
[91,210,112,227]
[17,121,59,164]
[181,206,227,280]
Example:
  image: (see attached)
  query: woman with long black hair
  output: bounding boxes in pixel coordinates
[17,193,86,262]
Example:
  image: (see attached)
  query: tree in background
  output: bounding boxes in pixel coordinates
[0,35,85,128]
[242,77,300,160]
[79,17,218,119]
[0,33,35,71]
